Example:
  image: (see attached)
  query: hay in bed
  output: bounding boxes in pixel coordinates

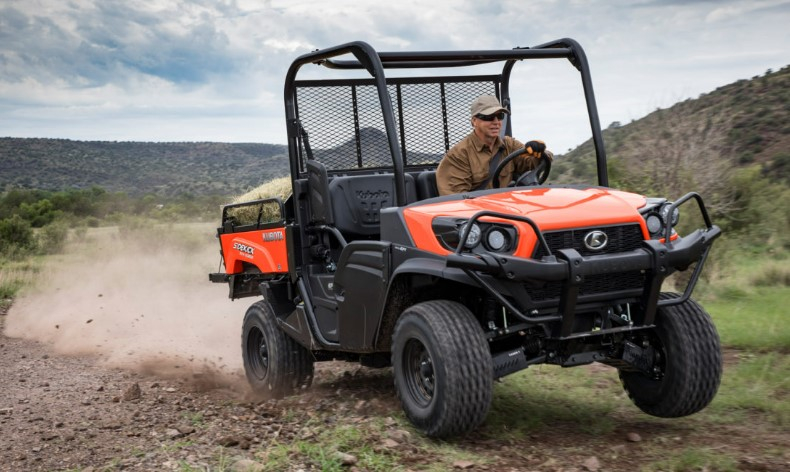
[224,176,292,225]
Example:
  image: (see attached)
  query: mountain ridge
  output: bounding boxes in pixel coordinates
[0,139,289,197]
[2,65,788,197]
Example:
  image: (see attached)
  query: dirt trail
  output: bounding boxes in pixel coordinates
[1,226,788,471]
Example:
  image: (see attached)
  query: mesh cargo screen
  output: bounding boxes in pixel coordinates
[294,76,500,173]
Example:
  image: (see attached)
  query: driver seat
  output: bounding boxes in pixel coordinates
[416,171,438,199]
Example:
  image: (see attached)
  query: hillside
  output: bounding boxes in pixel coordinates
[2,66,788,199]
[0,139,289,197]
[555,65,790,188]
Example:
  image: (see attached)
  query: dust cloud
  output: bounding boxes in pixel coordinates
[5,223,249,388]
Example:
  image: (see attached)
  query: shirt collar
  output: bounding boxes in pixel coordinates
[470,132,504,152]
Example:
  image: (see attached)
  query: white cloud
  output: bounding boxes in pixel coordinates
[0,0,788,150]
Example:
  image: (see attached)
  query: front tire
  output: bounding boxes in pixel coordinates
[242,300,314,398]
[619,294,722,417]
[392,300,493,438]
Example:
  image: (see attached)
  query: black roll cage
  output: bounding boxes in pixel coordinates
[283,38,608,208]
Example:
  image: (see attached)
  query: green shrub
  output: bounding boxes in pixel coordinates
[0,215,37,258]
[18,198,61,227]
[37,221,69,255]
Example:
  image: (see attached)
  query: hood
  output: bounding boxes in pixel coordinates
[406,187,646,229]
[402,187,648,255]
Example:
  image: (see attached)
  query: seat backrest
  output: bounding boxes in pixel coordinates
[306,160,333,225]
[329,173,416,237]
[416,170,438,200]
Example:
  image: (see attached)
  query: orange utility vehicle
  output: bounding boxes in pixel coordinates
[210,39,723,437]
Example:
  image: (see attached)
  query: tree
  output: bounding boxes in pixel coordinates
[619,109,737,217]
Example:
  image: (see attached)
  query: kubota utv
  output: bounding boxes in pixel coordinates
[211,39,722,438]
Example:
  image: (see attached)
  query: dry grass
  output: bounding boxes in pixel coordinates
[0,261,39,299]
[750,260,790,287]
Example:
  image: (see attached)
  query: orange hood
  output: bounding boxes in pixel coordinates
[402,187,648,256]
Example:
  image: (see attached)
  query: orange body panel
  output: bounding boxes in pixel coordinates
[220,227,289,275]
[403,187,649,256]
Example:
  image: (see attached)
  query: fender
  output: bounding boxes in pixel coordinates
[371,250,483,350]
[219,227,288,275]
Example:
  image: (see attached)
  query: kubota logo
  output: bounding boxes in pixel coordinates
[263,231,284,242]
[583,230,608,251]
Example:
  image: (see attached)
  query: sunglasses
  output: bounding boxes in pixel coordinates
[475,112,506,121]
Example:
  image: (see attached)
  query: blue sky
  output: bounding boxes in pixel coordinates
[1,0,788,152]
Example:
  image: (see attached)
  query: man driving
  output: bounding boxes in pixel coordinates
[436,94,552,195]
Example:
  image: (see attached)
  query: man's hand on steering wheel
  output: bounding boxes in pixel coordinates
[524,140,546,159]
[492,146,551,188]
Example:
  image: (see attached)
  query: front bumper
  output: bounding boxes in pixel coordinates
[444,192,721,338]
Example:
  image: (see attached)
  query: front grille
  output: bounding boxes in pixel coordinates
[529,224,646,302]
[533,224,644,259]
[529,271,646,302]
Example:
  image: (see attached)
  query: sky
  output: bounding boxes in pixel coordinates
[1,0,789,152]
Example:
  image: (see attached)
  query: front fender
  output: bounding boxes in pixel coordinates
[373,250,481,350]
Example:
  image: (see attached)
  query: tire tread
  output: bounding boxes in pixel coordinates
[392,300,493,437]
[242,300,314,398]
[620,293,722,417]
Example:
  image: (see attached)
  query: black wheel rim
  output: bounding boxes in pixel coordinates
[247,327,269,380]
[403,338,435,407]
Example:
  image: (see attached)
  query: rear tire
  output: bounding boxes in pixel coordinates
[619,293,722,417]
[392,300,493,438]
[242,300,314,398]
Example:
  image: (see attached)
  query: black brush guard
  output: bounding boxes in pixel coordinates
[446,192,721,339]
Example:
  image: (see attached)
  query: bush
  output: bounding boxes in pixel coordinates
[0,215,37,258]
[37,221,69,255]
[18,199,60,227]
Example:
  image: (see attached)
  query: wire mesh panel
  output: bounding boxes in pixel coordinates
[444,81,499,149]
[295,76,500,173]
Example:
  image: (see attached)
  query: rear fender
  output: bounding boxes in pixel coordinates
[219,227,289,275]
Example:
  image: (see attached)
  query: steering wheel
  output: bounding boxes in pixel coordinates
[491,148,551,188]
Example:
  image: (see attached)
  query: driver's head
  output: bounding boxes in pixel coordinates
[470,95,508,141]
[470,95,508,121]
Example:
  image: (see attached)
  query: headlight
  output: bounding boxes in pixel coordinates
[642,203,681,239]
[460,222,482,248]
[646,213,663,235]
[641,199,681,240]
[432,217,517,252]
[485,227,509,251]
[661,204,680,227]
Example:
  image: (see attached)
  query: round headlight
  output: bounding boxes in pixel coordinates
[460,223,481,248]
[661,205,680,227]
[646,214,663,235]
[486,228,508,251]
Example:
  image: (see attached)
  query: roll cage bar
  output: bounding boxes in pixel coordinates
[283,38,608,207]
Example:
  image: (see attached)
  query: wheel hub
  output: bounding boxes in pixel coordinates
[247,327,269,380]
[419,355,435,393]
[258,341,269,370]
[404,339,435,406]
